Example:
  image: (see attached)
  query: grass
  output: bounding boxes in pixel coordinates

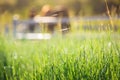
[0,0,120,79]
[0,31,120,80]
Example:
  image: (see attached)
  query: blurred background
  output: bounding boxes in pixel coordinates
[0,0,119,16]
[0,0,120,37]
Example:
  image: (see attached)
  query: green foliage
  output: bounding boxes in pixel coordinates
[0,0,120,16]
[0,36,7,80]
[0,32,120,80]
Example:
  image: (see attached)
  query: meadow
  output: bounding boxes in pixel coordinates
[0,30,120,80]
[0,0,120,79]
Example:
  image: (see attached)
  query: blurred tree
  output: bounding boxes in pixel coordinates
[15,0,32,9]
[89,0,106,15]
[107,0,120,16]
[0,0,119,16]
[71,0,81,16]
[0,0,16,5]
[0,3,14,13]
[89,0,120,16]
[0,0,32,13]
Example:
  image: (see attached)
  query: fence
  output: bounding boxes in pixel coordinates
[4,16,120,39]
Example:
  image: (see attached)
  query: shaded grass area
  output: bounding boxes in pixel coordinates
[0,32,120,80]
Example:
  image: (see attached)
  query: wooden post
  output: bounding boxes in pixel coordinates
[13,14,19,37]
[4,24,9,36]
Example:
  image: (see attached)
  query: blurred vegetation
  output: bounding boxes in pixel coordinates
[0,0,120,33]
[0,31,120,80]
[0,0,120,16]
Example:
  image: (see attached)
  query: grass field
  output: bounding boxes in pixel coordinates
[0,31,120,80]
[0,0,120,79]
